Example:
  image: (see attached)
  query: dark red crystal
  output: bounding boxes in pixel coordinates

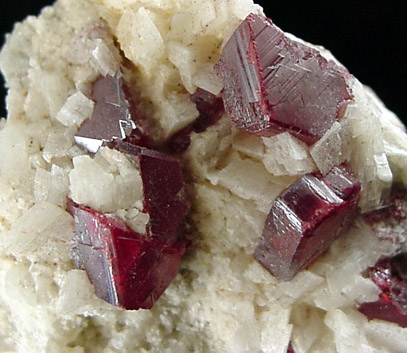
[75,75,149,153]
[68,142,190,309]
[215,14,352,145]
[167,88,224,153]
[68,200,185,310]
[364,187,407,226]
[358,253,407,327]
[112,142,190,240]
[287,343,295,353]
[254,165,360,281]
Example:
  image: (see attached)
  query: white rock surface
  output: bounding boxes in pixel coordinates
[0,0,407,352]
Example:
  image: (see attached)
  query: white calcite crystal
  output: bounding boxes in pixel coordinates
[0,0,407,352]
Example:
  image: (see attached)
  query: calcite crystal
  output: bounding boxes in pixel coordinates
[68,200,185,310]
[215,13,352,145]
[255,165,360,280]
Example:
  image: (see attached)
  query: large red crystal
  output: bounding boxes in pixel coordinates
[254,165,360,281]
[68,200,185,310]
[75,75,149,153]
[68,143,190,309]
[215,14,352,145]
[359,253,407,327]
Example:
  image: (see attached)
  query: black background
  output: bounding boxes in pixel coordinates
[0,0,405,123]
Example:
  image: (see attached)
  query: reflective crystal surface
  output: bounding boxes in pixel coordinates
[68,143,190,309]
[359,253,407,327]
[113,142,190,239]
[68,200,185,310]
[215,14,352,145]
[254,165,360,281]
[75,75,148,153]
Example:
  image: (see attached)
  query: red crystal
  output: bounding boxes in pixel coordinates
[359,253,407,327]
[75,75,149,153]
[287,343,295,353]
[68,143,190,309]
[167,88,224,153]
[68,200,185,310]
[112,142,190,239]
[254,165,360,281]
[215,14,352,145]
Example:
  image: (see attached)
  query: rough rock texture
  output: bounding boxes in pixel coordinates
[0,0,407,353]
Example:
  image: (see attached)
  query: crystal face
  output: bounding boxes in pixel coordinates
[112,142,190,239]
[68,142,190,309]
[167,88,224,153]
[68,200,185,310]
[359,253,407,327]
[215,14,352,145]
[254,165,360,281]
[75,75,149,153]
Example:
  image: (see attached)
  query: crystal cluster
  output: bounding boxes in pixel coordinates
[215,13,352,145]
[359,253,407,327]
[254,165,360,281]
[359,188,407,326]
[69,74,190,309]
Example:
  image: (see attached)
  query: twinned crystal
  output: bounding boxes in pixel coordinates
[216,14,352,145]
[69,142,190,309]
[255,165,360,281]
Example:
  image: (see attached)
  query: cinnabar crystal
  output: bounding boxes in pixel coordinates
[359,253,407,327]
[254,165,360,281]
[215,14,352,145]
[68,200,185,310]
[75,75,149,153]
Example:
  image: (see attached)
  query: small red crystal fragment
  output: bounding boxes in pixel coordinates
[68,200,185,310]
[287,343,295,353]
[75,75,149,153]
[254,165,360,281]
[359,253,407,327]
[215,14,352,145]
[112,142,190,239]
[167,88,224,153]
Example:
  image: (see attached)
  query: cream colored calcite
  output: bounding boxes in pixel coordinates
[0,0,407,353]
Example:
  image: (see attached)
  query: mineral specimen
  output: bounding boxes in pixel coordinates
[75,75,148,153]
[359,253,407,327]
[68,200,185,310]
[254,165,360,280]
[215,13,352,144]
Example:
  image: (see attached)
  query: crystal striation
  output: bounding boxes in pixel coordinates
[254,165,360,281]
[68,200,185,310]
[75,75,149,153]
[215,14,352,145]
[359,253,407,327]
